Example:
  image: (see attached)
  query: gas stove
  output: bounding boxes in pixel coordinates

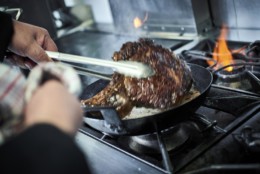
[75,38,260,174]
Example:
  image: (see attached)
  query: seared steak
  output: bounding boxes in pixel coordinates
[81,38,193,118]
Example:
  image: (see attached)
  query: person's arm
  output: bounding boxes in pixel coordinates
[24,80,83,136]
[7,20,58,69]
[0,124,90,174]
[0,12,13,61]
[0,80,89,174]
[0,11,57,69]
[0,12,89,173]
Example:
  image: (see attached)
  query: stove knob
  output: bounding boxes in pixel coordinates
[234,126,260,153]
[246,40,260,58]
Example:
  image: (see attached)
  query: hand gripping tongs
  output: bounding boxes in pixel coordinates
[46,51,154,80]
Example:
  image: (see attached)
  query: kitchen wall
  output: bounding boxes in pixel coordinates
[210,0,260,41]
[210,0,260,29]
[4,0,258,41]
[64,0,113,23]
[108,0,211,35]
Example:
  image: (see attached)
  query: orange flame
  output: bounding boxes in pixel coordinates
[133,12,148,28]
[208,25,234,72]
[133,17,143,28]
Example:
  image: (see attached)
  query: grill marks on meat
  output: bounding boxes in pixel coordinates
[82,39,192,118]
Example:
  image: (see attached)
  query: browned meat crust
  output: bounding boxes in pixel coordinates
[82,38,193,118]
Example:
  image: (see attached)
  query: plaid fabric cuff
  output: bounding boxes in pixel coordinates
[0,64,26,144]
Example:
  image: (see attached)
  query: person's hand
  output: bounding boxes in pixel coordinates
[24,80,83,136]
[7,20,58,69]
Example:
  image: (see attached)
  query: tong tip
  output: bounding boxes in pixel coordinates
[116,61,155,79]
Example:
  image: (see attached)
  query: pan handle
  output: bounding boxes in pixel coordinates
[83,106,127,134]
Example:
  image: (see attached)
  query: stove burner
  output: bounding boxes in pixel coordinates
[215,59,246,81]
[213,59,254,90]
[122,124,190,155]
[179,42,260,94]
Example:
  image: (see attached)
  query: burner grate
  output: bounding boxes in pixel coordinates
[179,39,260,94]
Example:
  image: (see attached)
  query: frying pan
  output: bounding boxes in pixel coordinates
[81,63,213,136]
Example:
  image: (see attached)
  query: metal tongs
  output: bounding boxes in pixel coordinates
[46,51,154,79]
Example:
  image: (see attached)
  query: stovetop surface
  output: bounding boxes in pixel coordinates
[77,85,260,174]
[56,31,260,174]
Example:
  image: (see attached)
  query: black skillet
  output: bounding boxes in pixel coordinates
[81,63,213,136]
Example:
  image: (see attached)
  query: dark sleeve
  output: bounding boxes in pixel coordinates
[0,124,90,174]
[0,12,14,62]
